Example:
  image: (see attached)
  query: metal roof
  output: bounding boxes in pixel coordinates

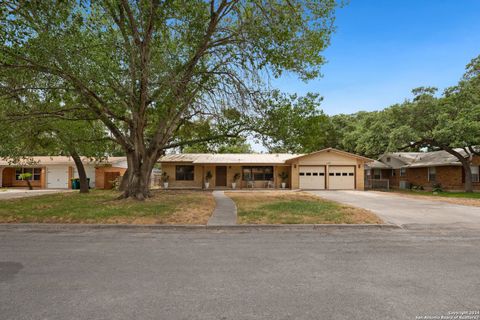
[0,156,126,167]
[159,153,301,164]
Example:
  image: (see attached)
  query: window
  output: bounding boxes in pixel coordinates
[33,168,41,181]
[312,172,318,176]
[242,166,274,181]
[320,173,325,176]
[428,167,436,182]
[391,169,396,177]
[335,172,341,176]
[329,173,334,176]
[348,173,354,176]
[342,173,348,176]
[15,168,41,181]
[400,168,406,177]
[299,172,305,176]
[472,166,479,183]
[373,169,381,180]
[386,157,391,162]
[175,165,194,181]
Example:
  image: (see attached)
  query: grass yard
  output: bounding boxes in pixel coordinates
[0,190,215,224]
[226,191,382,224]
[389,189,480,207]
[393,190,480,199]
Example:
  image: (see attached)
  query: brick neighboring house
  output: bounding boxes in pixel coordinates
[0,156,128,190]
[365,149,480,191]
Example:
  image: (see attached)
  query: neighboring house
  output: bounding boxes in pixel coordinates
[365,149,480,191]
[0,157,128,189]
[158,148,372,190]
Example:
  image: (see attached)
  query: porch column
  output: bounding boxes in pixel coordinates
[0,167,4,187]
[273,166,277,189]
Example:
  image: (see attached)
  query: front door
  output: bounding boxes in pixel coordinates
[215,166,227,187]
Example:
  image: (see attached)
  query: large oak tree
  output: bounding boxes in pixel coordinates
[0,0,337,199]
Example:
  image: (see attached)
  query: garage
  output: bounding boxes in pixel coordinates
[73,165,96,188]
[328,166,355,190]
[299,166,325,189]
[47,166,69,189]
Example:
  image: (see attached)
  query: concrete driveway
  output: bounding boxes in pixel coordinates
[308,190,480,228]
[0,189,70,200]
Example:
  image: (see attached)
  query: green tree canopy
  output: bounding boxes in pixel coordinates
[0,0,338,199]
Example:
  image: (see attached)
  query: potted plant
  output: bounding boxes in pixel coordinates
[278,171,288,189]
[232,173,241,189]
[19,172,33,190]
[161,172,169,189]
[205,170,212,189]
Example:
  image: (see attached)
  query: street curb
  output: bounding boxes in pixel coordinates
[0,223,401,231]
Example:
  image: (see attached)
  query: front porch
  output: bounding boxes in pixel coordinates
[161,163,294,190]
[200,164,293,190]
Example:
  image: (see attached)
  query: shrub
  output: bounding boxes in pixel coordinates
[432,183,443,193]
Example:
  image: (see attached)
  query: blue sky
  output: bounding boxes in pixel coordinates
[271,0,480,115]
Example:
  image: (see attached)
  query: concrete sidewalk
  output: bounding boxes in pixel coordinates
[207,191,237,226]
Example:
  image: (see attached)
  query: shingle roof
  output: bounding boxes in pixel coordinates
[377,149,470,169]
[365,160,392,169]
[387,152,425,164]
[0,156,126,166]
[407,149,464,168]
[159,153,301,164]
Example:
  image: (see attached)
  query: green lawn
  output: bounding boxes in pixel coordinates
[0,190,215,224]
[226,191,382,224]
[393,190,480,199]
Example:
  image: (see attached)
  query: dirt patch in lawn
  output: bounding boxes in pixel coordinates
[226,191,382,224]
[381,191,480,207]
[0,189,215,224]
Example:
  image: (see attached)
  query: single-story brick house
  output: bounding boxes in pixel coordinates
[365,149,480,191]
[158,148,372,190]
[0,156,127,189]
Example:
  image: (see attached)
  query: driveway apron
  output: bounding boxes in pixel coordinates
[207,191,237,226]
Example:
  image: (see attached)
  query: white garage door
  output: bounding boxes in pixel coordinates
[328,166,355,190]
[47,166,69,189]
[73,166,96,188]
[299,166,325,189]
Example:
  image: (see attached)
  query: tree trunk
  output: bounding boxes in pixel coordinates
[442,146,473,193]
[118,167,130,192]
[462,162,474,193]
[71,151,89,194]
[120,152,155,200]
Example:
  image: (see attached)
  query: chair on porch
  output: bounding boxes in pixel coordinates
[266,180,274,189]
[246,179,255,189]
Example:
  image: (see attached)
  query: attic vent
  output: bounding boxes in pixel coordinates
[386,157,391,162]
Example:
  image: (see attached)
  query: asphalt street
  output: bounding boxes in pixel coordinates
[1,227,479,320]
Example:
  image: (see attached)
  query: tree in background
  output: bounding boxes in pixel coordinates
[0,0,337,199]
[0,90,114,193]
[258,91,334,153]
[329,55,480,192]
[330,111,393,158]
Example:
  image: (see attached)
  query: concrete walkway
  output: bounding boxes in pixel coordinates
[307,190,480,228]
[207,191,237,226]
